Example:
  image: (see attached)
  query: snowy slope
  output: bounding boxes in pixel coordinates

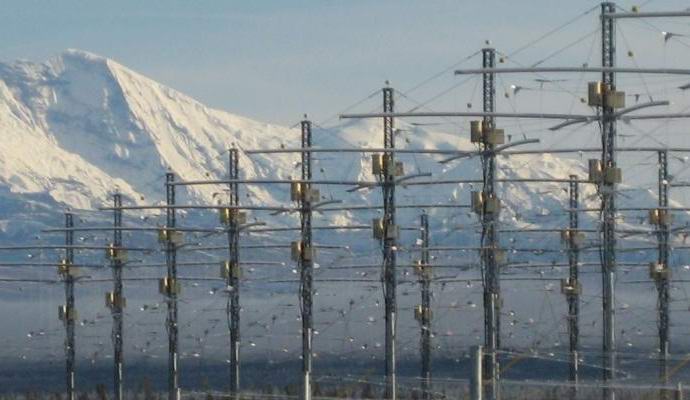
[0,49,673,249]
[0,50,297,208]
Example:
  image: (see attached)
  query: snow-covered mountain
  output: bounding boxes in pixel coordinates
[0,50,294,207]
[0,49,672,250]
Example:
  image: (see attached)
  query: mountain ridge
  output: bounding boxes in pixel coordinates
[0,49,670,247]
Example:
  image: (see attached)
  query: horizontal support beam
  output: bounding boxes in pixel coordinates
[0,245,151,251]
[341,111,690,124]
[42,226,223,234]
[603,11,690,19]
[328,263,477,269]
[455,67,690,75]
[504,261,648,268]
[99,205,291,212]
[180,244,349,252]
[247,226,370,233]
[170,179,374,187]
[244,147,467,155]
[119,261,288,268]
[316,204,470,211]
[451,142,690,161]
[0,262,107,268]
[403,178,594,186]
[341,111,590,120]
[624,113,690,121]
[574,206,690,212]
[502,147,690,156]
[622,207,690,212]
[498,228,599,233]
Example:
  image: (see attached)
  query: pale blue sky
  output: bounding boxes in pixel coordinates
[1,0,687,125]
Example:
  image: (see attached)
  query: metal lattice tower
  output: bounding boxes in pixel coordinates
[111,194,125,400]
[63,212,76,400]
[165,173,180,400]
[382,85,398,400]
[299,119,314,400]
[418,213,432,400]
[566,175,580,397]
[600,4,617,398]
[656,150,670,393]
[480,47,500,400]
[227,149,241,398]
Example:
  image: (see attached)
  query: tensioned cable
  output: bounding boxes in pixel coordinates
[401,49,482,96]
[398,76,479,117]
[506,5,600,59]
[531,29,599,68]
[618,23,654,102]
[316,88,382,128]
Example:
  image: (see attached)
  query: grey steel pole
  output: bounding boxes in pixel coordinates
[656,150,670,400]
[299,119,314,400]
[165,173,180,400]
[600,4,618,400]
[566,176,580,399]
[419,214,432,400]
[382,85,398,400]
[227,149,241,398]
[63,213,76,400]
[471,346,483,400]
[111,194,125,400]
[480,47,500,400]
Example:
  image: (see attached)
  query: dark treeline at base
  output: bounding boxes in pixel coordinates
[0,352,610,394]
[0,382,682,400]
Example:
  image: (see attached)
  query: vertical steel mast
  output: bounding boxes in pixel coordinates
[655,150,670,395]
[564,176,581,398]
[418,213,432,400]
[382,85,398,400]
[299,118,315,400]
[164,173,180,400]
[226,149,241,398]
[600,3,617,398]
[480,47,500,400]
[61,212,76,400]
[110,194,125,400]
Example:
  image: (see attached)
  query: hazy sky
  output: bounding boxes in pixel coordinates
[2,0,689,125]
